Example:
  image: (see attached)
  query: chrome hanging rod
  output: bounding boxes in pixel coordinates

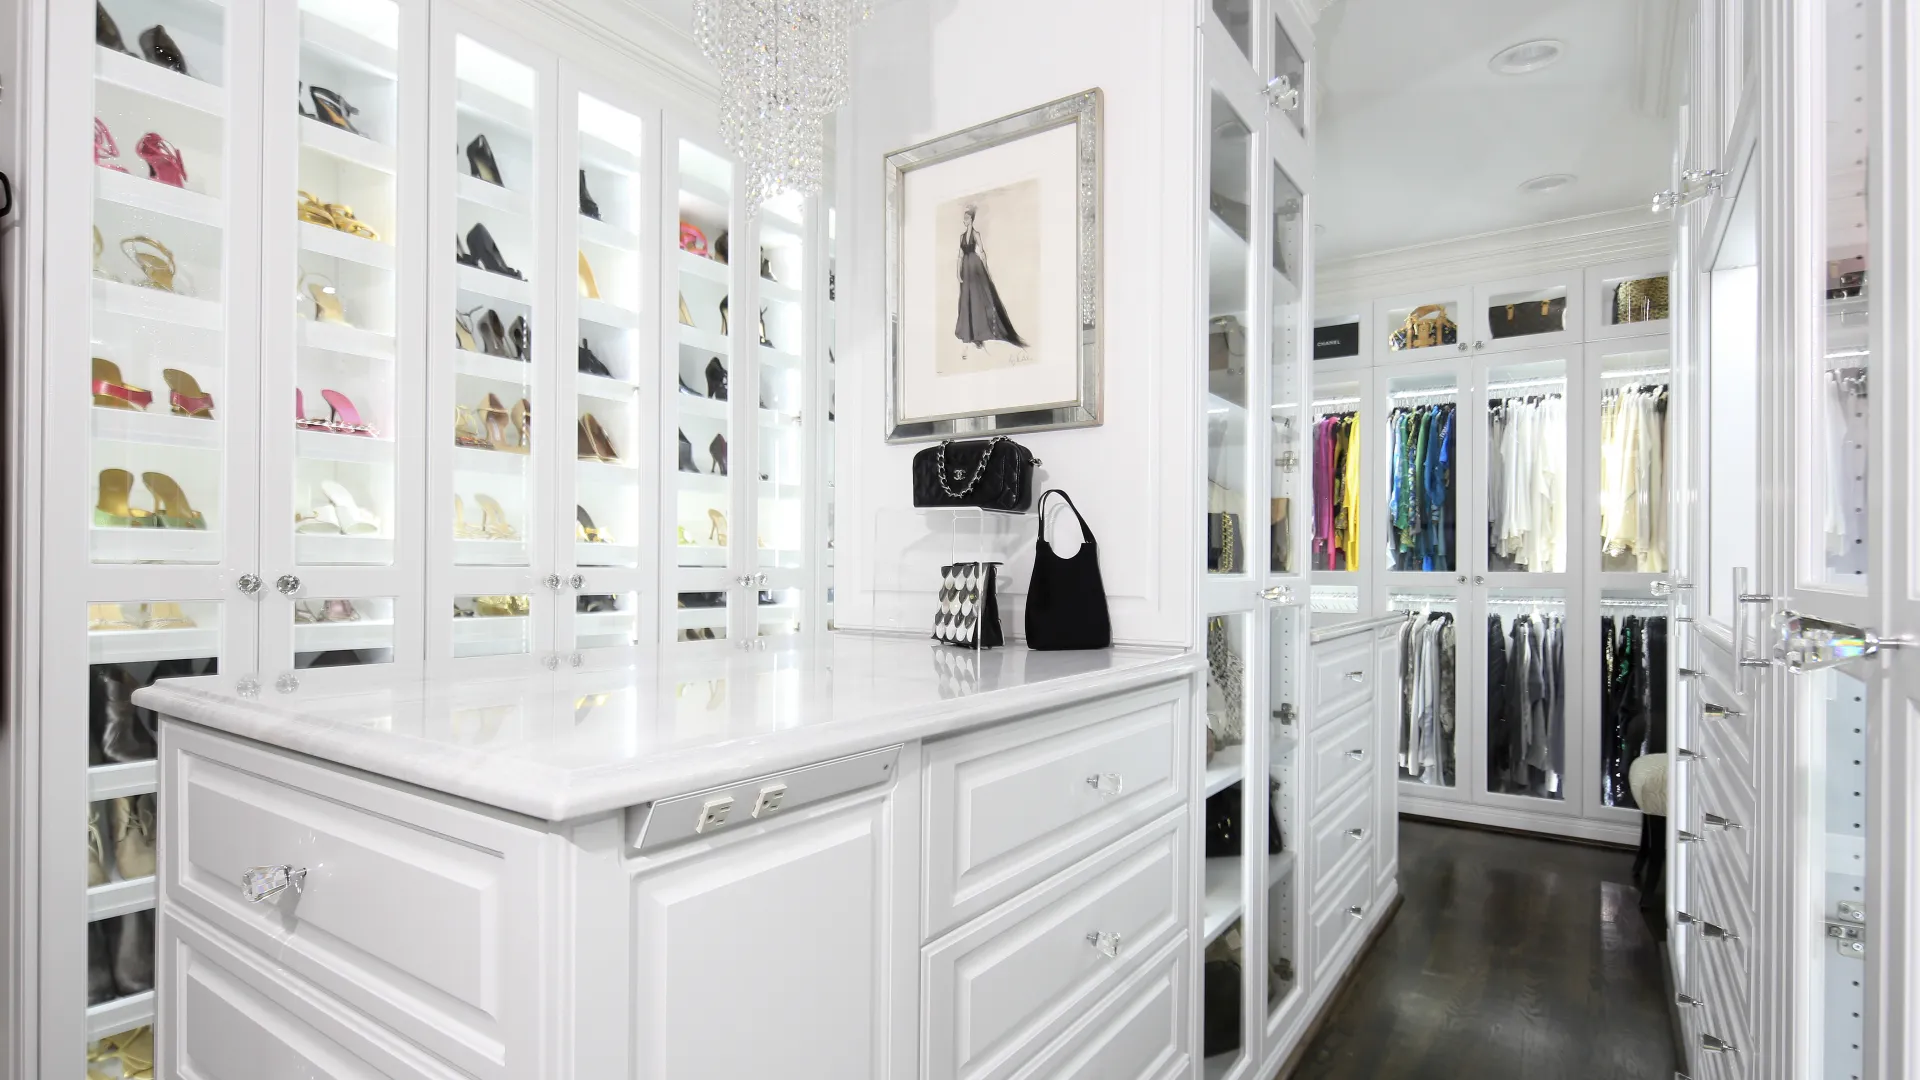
[1601,366,1672,381]
[1311,396,1362,409]
[1486,375,1567,394]
[1826,346,1870,362]
[1600,598,1670,610]
[1389,593,1459,605]
[1388,388,1457,402]
[1485,596,1568,606]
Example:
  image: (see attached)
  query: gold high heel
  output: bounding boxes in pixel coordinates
[452,494,482,538]
[161,368,215,419]
[707,508,727,545]
[142,472,206,529]
[88,602,146,631]
[93,468,154,528]
[91,358,153,411]
[511,398,531,452]
[455,308,481,351]
[453,404,489,448]
[578,251,600,299]
[577,413,618,462]
[678,292,694,327]
[145,601,196,629]
[473,493,519,539]
[297,190,335,228]
[474,595,516,617]
[479,394,515,452]
[299,272,349,325]
[324,201,378,241]
[121,236,177,292]
[677,525,691,545]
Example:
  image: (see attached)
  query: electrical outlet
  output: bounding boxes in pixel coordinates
[751,783,788,819]
[695,795,733,834]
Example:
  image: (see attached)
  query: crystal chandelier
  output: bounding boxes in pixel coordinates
[693,0,869,215]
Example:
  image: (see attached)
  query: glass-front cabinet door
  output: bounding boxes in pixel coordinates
[751,192,810,639]
[430,22,550,668]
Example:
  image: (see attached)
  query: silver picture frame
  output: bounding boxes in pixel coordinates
[883,88,1103,443]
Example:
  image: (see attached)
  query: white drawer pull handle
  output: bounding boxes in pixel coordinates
[1344,670,1364,682]
[1703,812,1743,831]
[1676,993,1704,1009]
[1701,1035,1737,1054]
[1346,827,1367,840]
[1676,830,1704,844]
[1085,931,1122,958]
[1345,905,1365,919]
[1085,772,1123,796]
[1677,910,1738,940]
[241,864,307,904]
[1344,749,1367,761]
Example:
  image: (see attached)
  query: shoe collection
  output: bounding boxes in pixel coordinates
[92,358,214,419]
[675,430,728,475]
[298,82,363,136]
[454,595,529,617]
[97,3,194,79]
[89,1024,154,1078]
[299,189,379,241]
[296,479,380,535]
[299,271,350,325]
[295,387,377,437]
[93,469,205,530]
[454,492,518,541]
[87,795,158,1008]
[455,394,530,453]
[578,338,612,378]
[94,119,188,188]
[456,222,522,280]
[456,306,530,360]
[577,413,620,463]
[94,228,184,294]
[679,220,781,284]
[88,910,154,1005]
[576,505,609,544]
[294,598,362,624]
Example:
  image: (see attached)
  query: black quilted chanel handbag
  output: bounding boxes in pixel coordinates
[911,437,1037,512]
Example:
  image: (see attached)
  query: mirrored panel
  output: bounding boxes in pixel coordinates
[292,594,393,668]
[676,589,727,642]
[575,590,640,651]
[450,592,530,657]
[574,94,645,570]
[1207,92,1253,576]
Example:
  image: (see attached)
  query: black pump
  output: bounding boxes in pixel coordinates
[705,356,728,400]
[578,338,611,378]
[465,223,523,280]
[96,3,132,54]
[677,430,698,473]
[579,170,600,220]
[309,86,362,135]
[467,134,503,186]
[139,25,188,75]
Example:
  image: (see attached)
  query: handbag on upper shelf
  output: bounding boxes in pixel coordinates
[911,436,1038,513]
[1613,276,1670,323]
[1489,297,1568,338]
[1388,304,1458,350]
[1025,489,1111,650]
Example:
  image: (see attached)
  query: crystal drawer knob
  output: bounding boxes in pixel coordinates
[1346,905,1365,919]
[1346,827,1367,841]
[1344,670,1364,682]
[568,574,584,590]
[544,574,563,592]
[236,573,263,596]
[1700,1035,1737,1054]
[1085,931,1122,958]
[275,574,301,595]
[241,864,307,904]
[1344,748,1367,761]
[1703,812,1743,831]
[1085,772,1123,796]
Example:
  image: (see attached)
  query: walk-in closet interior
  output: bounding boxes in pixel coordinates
[4,0,1919,1078]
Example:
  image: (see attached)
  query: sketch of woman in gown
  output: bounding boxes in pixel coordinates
[954,206,1027,349]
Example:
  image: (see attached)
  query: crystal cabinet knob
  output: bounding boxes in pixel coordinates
[1262,73,1300,111]
[1346,905,1365,919]
[1344,748,1367,761]
[236,573,263,596]
[1085,772,1123,796]
[1085,931,1122,958]
[1346,827,1367,841]
[1676,993,1704,1008]
[275,574,301,596]
[544,573,563,592]
[240,864,307,904]
[568,574,584,590]
[569,653,583,668]
[1344,670,1364,682]
[543,654,559,671]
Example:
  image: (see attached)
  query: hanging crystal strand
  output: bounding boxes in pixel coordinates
[694,0,869,215]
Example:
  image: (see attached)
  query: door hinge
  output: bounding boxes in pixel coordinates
[1826,901,1866,957]
[1273,702,1295,726]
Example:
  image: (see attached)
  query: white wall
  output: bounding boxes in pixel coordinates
[832,0,1198,647]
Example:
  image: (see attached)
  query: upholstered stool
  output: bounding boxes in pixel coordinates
[1629,752,1670,909]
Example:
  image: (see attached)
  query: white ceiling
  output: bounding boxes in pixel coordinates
[1313,0,1678,261]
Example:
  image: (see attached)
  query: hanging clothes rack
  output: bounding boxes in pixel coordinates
[1486,375,1567,395]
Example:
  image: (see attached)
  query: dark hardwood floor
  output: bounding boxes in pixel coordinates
[1287,820,1677,1080]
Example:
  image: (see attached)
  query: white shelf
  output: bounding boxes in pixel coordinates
[575,541,639,568]
[676,472,730,496]
[1203,744,1246,798]
[759,278,801,304]
[87,876,156,922]
[89,526,220,566]
[456,81,535,131]
[301,319,395,361]
[458,173,530,216]
[577,373,637,402]
[1202,856,1244,946]
[678,175,731,215]
[453,536,528,566]
[580,215,640,250]
[576,610,635,638]
[454,349,534,386]
[86,990,156,1041]
[454,445,529,475]
[457,265,533,305]
[579,297,640,330]
[677,605,728,631]
[94,167,222,226]
[679,325,730,355]
[294,533,393,566]
[91,408,221,450]
[677,394,726,420]
[758,480,802,501]
[758,345,803,369]
[294,617,395,652]
[93,278,222,330]
[1267,850,1296,888]
[579,131,640,175]
[89,625,220,664]
[299,117,396,174]
[676,543,728,568]
[297,429,394,464]
[1206,392,1247,418]
[298,9,400,76]
[679,249,729,284]
[577,457,638,484]
[88,761,157,801]
[95,46,224,117]
[299,221,395,271]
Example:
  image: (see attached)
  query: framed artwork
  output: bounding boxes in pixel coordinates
[884,89,1103,442]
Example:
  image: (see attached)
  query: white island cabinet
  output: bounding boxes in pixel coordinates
[133,635,1205,1080]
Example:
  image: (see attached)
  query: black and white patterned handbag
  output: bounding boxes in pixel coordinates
[931,562,1004,649]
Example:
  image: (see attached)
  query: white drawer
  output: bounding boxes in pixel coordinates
[161,906,461,1080]
[923,682,1187,936]
[1308,783,1375,903]
[1009,935,1188,1080]
[923,812,1187,1080]
[1306,708,1374,812]
[1309,859,1374,986]
[1308,635,1373,726]
[162,725,542,1080]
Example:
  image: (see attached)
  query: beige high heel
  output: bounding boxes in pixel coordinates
[578,251,601,299]
[707,508,727,545]
[452,494,483,539]
[299,272,349,325]
[141,471,206,529]
[473,493,518,540]
[121,236,177,292]
[91,358,153,411]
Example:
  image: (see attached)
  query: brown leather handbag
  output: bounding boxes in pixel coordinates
[1388,304,1458,350]
[1489,297,1568,338]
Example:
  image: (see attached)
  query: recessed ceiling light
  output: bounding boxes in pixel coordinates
[1489,39,1564,75]
[1518,173,1578,194]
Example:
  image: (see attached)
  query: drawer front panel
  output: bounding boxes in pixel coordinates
[1309,859,1374,985]
[1010,935,1188,1080]
[163,909,457,1080]
[924,682,1188,935]
[1309,636,1373,725]
[165,726,539,1080]
[1307,709,1374,812]
[1308,783,1375,903]
[924,813,1187,1080]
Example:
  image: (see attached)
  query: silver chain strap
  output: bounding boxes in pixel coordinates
[935,437,1012,501]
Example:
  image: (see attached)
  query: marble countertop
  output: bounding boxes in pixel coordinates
[134,634,1197,821]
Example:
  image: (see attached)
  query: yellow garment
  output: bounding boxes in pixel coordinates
[1339,415,1361,568]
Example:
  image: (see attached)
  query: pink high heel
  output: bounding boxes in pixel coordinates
[319,389,375,437]
[294,388,331,431]
[135,133,187,188]
[94,118,129,173]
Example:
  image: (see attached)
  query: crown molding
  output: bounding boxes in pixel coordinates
[1316,206,1672,305]
[520,0,720,116]
[1633,0,1686,119]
